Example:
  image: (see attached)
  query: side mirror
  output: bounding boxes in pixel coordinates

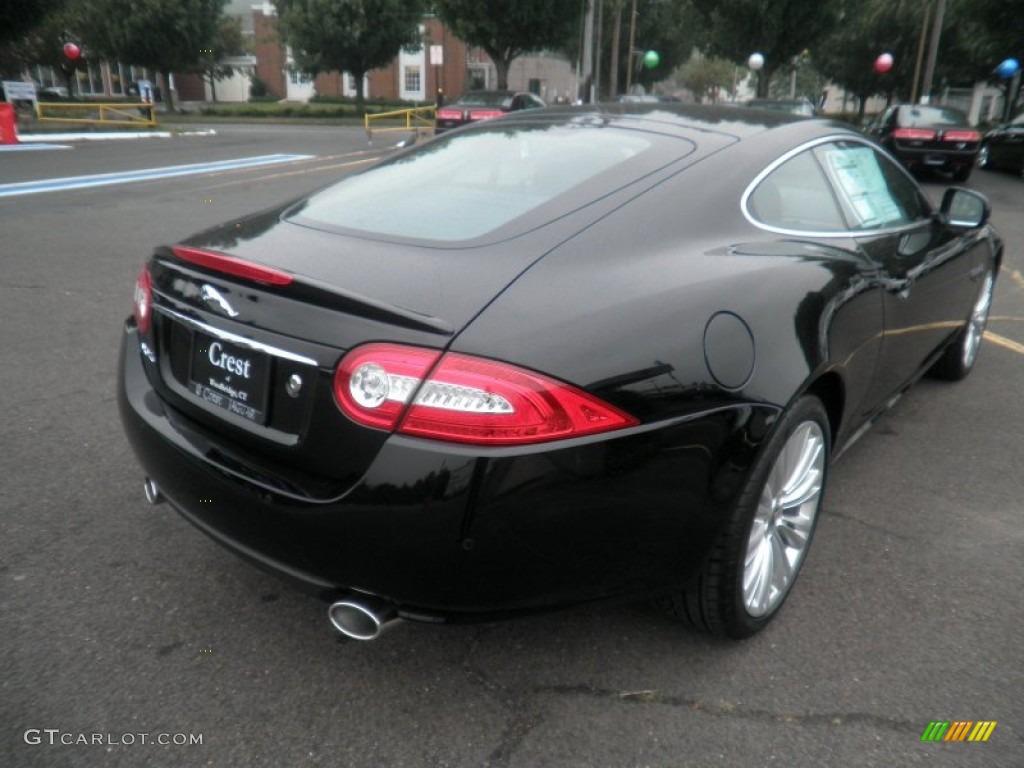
[940,187,991,229]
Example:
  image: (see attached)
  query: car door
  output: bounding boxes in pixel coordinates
[990,115,1024,169]
[815,140,982,403]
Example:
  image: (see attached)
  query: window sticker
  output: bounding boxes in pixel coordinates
[822,146,903,228]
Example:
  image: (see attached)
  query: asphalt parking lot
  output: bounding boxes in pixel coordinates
[1,123,1022,767]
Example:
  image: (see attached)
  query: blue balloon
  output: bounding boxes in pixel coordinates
[995,58,1020,79]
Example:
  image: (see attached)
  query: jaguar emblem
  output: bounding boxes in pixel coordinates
[200,284,239,318]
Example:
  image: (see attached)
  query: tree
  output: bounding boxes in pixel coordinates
[0,0,86,92]
[676,55,737,103]
[0,0,66,45]
[79,0,227,111]
[434,0,581,90]
[693,0,840,97]
[816,0,920,122]
[275,0,424,113]
[941,0,1024,118]
[615,0,703,95]
[192,15,247,102]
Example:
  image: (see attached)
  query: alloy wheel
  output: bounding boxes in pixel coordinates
[962,272,994,369]
[742,421,825,618]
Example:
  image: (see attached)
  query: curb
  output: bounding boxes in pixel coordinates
[16,129,217,142]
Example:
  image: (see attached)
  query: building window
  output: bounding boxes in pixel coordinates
[76,62,104,95]
[404,65,421,94]
[110,62,127,96]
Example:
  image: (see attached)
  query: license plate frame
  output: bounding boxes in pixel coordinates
[188,332,271,425]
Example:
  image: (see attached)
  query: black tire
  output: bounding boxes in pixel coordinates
[952,165,972,182]
[662,395,830,638]
[929,269,995,381]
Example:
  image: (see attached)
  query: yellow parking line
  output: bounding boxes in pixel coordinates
[1003,267,1024,292]
[985,331,1024,355]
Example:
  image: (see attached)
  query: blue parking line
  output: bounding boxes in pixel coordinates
[0,154,314,198]
[0,143,72,152]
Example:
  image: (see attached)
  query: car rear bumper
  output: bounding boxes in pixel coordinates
[119,323,771,621]
[891,145,978,170]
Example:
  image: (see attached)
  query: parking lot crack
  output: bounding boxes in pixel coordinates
[458,627,544,766]
[537,684,921,735]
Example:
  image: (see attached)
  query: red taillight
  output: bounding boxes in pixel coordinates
[333,343,638,446]
[133,265,152,335]
[436,109,463,121]
[469,109,505,121]
[334,344,442,430]
[892,128,937,141]
[171,245,293,286]
[942,130,981,142]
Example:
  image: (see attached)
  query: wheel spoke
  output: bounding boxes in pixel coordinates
[769,529,790,594]
[963,273,993,368]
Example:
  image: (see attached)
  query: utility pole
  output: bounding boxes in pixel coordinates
[582,0,595,102]
[609,2,622,98]
[920,0,947,104]
[910,1,931,104]
[624,0,637,96]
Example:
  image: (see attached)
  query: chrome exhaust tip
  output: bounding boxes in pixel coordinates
[328,596,398,641]
[143,478,162,505]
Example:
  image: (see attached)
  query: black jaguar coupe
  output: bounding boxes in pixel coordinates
[119,105,1002,640]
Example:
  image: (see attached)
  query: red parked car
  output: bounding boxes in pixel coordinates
[435,90,546,134]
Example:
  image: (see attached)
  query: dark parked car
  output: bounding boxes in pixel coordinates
[865,104,981,181]
[978,111,1024,175]
[746,98,817,117]
[120,105,1001,641]
[434,89,545,133]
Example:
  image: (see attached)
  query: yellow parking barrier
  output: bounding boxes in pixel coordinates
[364,105,436,142]
[35,101,157,128]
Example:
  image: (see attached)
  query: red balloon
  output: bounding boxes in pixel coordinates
[63,42,81,61]
[874,53,894,74]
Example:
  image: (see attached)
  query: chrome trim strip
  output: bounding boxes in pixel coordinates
[155,305,319,366]
[740,134,934,239]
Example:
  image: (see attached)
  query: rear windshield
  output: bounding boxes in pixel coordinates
[897,106,969,126]
[454,91,514,107]
[290,120,691,243]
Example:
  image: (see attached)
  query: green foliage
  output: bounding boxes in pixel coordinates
[624,0,703,92]
[677,55,737,103]
[0,0,66,45]
[194,14,247,101]
[434,0,582,89]
[197,99,407,117]
[274,0,425,111]
[78,0,228,109]
[693,0,840,97]
[820,1,914,112]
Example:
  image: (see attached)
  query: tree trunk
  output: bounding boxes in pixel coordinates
[856,94,868,125]
[493,57,510,90]
[609,7,622,99]
[757,68,772,98]
[209,72,218,103]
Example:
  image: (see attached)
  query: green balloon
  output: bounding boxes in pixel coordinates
[643,50,660,69]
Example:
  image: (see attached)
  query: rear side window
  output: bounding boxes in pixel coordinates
[747,149,846,232]
[814,142,929,229]
[291,121,688,243]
